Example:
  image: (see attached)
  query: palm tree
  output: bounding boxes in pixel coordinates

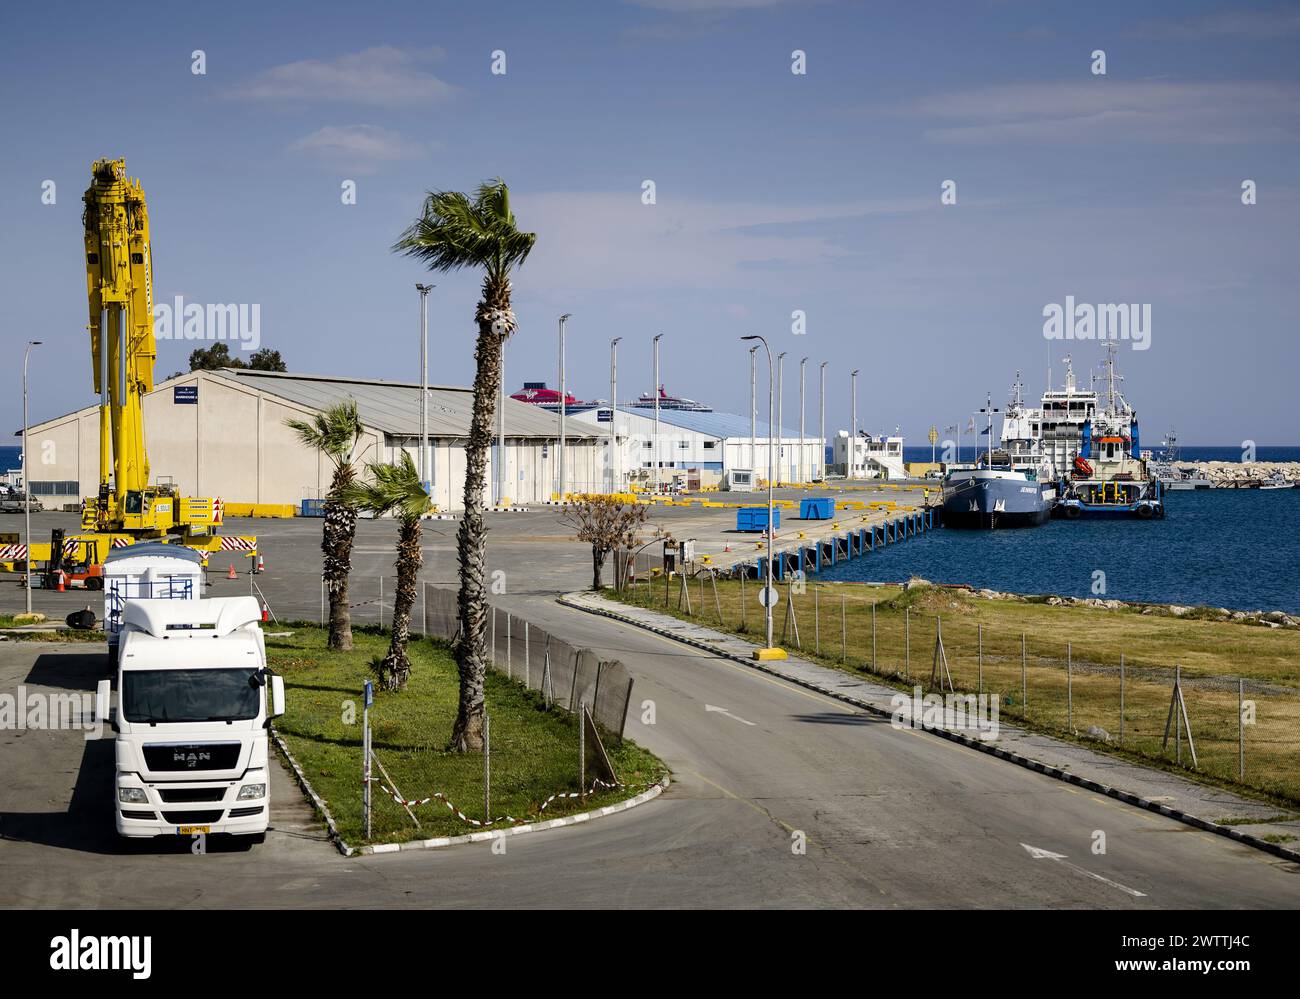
[393,179,535,751]
[285,401,365,652]
[342,452,429,691]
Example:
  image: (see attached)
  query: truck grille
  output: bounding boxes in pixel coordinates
[158,787,227,803]
[161,810,224,825]
[229,806,264,818]
[120,810,157,820]
[143,743,241,772]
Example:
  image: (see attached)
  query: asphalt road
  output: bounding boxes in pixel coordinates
[4,604,1300,908]
[4,508,1300,907]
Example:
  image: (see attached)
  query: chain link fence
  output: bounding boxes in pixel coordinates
[620,572,1300,800]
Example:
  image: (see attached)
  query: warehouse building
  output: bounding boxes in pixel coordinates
[19,368,609,512]
[571,406,825,488]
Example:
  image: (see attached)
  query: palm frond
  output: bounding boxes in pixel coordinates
[392,180,536,282]
[342,451,429,522]
[285,400,364,467]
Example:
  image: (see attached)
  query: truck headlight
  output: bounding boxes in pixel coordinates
[118,787,148,804]
[237,783,266,800]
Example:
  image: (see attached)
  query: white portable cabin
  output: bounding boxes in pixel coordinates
[103,543,205,657]
[723,469,756,492]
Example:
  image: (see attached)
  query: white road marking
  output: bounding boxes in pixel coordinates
[1020,842,1147,898]
[705,704,756,727]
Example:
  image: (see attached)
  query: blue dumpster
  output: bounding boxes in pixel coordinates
[736,507,780,532]
[799,497,835,520]
[301,499,326,517]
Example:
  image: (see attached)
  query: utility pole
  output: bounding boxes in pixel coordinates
[819,361,827,481]
[415,284,433,491]
[776,351,786,486]
[22,340,41,615]
[850,369,860,479]
[799,357,807,485]
[497,338,506,505]
[652,333,663,493]
[610,336,621,492]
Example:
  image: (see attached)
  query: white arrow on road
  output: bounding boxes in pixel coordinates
[705,704,756,727]
[1020,843,1147,898]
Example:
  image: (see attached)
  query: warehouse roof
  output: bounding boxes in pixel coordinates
[581,406,801,441]
[216,369,601,440]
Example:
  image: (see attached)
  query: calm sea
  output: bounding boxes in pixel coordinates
[820,487,1300,614]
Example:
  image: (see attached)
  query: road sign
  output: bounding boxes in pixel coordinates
[758,585,780,608]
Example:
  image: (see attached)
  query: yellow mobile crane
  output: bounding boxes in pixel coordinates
[3,159,257,584]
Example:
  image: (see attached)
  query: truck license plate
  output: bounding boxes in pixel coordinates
[177,825,210,836]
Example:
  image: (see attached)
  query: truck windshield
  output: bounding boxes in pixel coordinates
[121,669,261,723]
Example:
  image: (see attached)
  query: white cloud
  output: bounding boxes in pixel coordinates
[231,46,454,106]
[886,80,1300,145]
[289,125,426,171]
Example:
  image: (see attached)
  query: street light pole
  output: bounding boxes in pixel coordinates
[799,357,807,485]
[652,334,663,493]
[497,338,507,506]
[610,336,621,492]
[776,352,786,486]
[558,313,571,498]
[819,361,827,481]
[415,284,433,490]
[22,340,41,615]
[749,346,757,473]
[741,335,784,660]
[850,369,860,479]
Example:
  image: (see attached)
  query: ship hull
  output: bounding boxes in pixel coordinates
[942,474,1054,530]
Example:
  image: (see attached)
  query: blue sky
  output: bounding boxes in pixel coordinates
[3,0,1298,444]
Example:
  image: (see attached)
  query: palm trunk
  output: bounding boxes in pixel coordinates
[450,275,513,751]
[323,464,357,651]
[378,517,421,690]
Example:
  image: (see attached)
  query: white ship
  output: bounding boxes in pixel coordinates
[1145,431,1211,490]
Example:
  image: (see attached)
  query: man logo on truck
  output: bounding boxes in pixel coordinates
[173,750,210,768]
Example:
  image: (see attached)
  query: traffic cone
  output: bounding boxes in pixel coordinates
[261,601,270,623]
[227,563,237,580]
[254,554,265,574]
[56,571,65,592]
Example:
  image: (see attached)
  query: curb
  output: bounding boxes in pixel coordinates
[560,593,1300,867]
[271,726,669,858]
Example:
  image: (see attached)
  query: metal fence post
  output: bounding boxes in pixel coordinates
[904,606,910,679]
[491,606,497,666]
[506,613,512,679]
[1021,632,1027,714]
[320,579,325,626]
[483,712,491,822]
[1066,642,1073,731]
[378,575,384,626]
[1119,654,1125,744]
[840,595,847,662]
[1175,664,1182,765]
[422,581,428,637]
[524,621,530,688]
[977,623,983,695]
[578,701,586,803]
[362,680,372,841]
[1238,677,1245,780]
[871,602,877,671]
[814,586,820,654]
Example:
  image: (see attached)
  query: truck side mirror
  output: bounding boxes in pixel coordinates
[95,679,110,725]
[269,674,286,718]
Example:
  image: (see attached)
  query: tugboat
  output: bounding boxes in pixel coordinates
[1054,346,1164,519]
[942,379,1057,529]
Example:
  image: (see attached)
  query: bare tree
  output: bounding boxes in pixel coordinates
[560,497,652,591]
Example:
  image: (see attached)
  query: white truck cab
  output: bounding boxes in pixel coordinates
[96,596,285,843]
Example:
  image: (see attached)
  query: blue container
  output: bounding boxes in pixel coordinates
[800,497,835,520]
[301,499,327,518]
[736,507,780,532]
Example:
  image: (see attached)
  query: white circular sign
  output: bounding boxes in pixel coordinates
[758,586,780,608]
